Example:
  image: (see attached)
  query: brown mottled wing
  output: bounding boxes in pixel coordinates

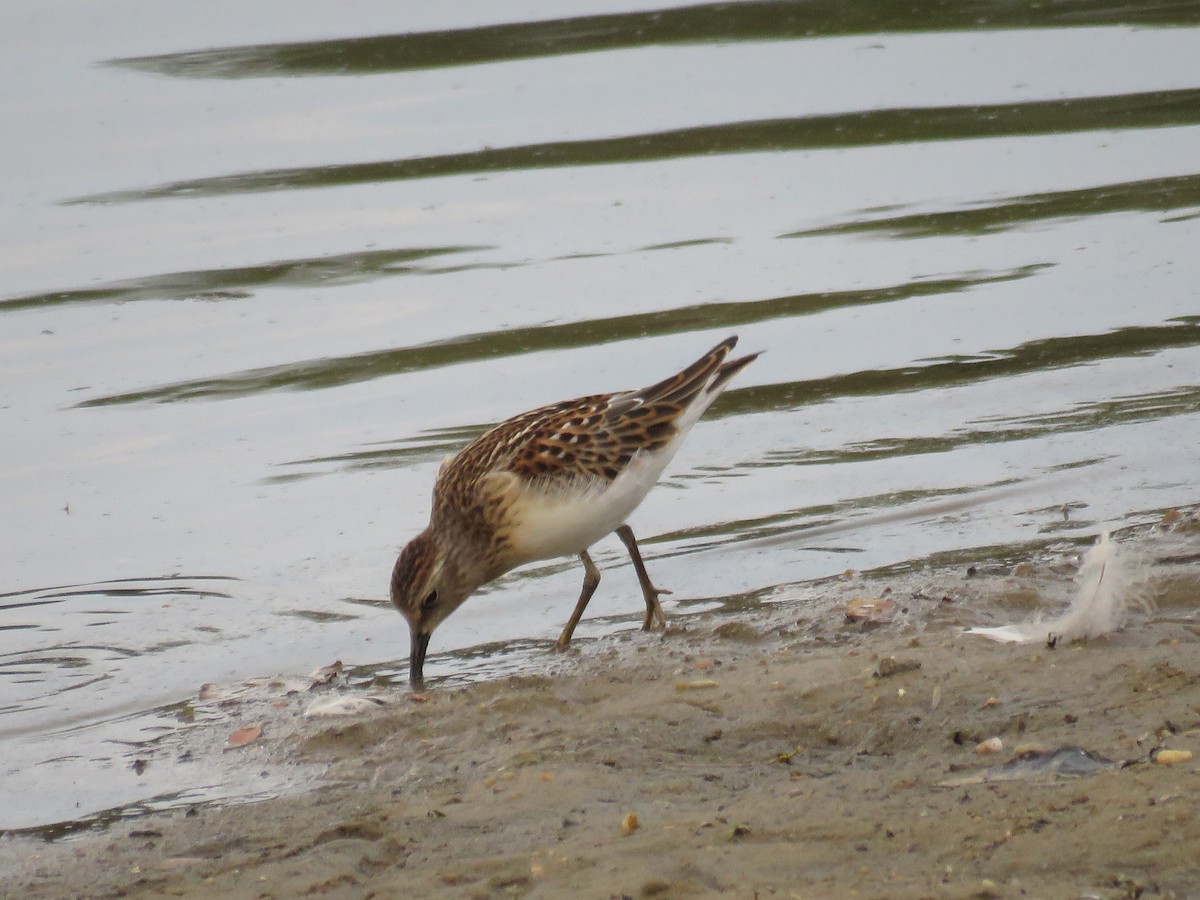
[494,336,741,489]
[430,336,753,549]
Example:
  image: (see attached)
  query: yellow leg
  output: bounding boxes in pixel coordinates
[555,549,601,651]
[616,524,670,631]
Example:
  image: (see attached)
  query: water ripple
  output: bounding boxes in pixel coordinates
[109,2,1200,80]
[70,89,1200,204]
[74,267,1040,406]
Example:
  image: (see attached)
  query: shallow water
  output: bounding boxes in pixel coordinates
[2,1,1199,831]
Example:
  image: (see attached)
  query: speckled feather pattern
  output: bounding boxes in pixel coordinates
[440,337,742,493]
[430,337,751,565]
[391,336,758,683]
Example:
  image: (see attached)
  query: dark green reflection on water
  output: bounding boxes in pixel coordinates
[283,383,1200,480]
[110,1,1200,80]
[275,384,1200,480]
[720,316,1200,416]
[654,482,1006,554]
[788,172,1200,239]
[769,386,1200,467]
[73,90,1200,205]
[0,576,239,607]
[265,424,484,483]
[0,246,483,313]
[75,268,1033,406]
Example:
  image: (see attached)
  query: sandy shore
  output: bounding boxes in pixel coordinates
[4,527,1200,899]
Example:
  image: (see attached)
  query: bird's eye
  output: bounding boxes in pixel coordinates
[421,590,439,610]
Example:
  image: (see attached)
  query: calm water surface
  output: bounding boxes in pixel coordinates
[3,0,1200,831]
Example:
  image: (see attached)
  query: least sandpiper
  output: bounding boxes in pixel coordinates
[391,335,759,686]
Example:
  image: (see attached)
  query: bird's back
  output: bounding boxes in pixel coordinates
[431,337,758,566]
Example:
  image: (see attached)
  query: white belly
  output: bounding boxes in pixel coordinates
[507,444,678,563]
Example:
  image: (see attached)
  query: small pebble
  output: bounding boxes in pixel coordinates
[675,680,718,692]
[975,737,1004,755]
[1152,749,1193,765]
[846,597,895,624]
[874,656,920,678]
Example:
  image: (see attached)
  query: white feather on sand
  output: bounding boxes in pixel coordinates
[966,532,1148,645]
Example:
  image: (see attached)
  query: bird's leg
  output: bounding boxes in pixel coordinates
[615,524,671,631]
[555,549,601,651]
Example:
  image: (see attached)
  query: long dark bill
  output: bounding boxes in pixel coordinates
[409,630,431,689]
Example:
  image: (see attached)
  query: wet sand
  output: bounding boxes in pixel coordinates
[4,527,1199,899]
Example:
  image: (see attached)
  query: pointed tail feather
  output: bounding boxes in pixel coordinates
[707,350,761,396]
[635,336,738,408]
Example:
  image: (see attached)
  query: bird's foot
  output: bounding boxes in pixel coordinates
[641,586,672,631]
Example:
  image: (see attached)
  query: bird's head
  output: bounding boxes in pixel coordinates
[390,528,472,688]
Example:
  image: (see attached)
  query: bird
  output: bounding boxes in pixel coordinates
[390,335,759,687]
